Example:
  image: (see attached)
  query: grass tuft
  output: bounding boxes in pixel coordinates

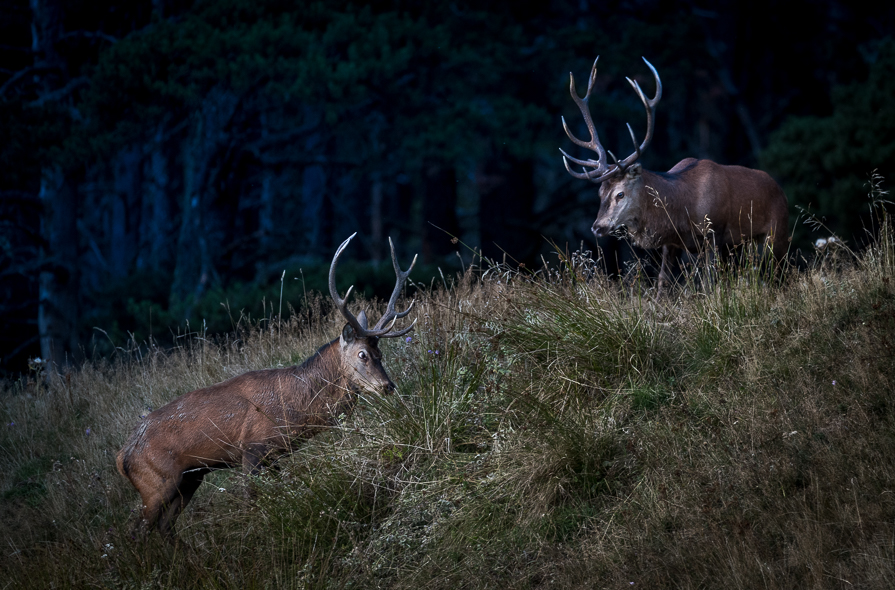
[2,209,894,588]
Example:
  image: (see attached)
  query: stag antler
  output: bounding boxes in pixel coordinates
[329,234,417,339]
[560,56,662,184]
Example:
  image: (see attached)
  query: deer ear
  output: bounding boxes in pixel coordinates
[626,163,642,178]
[340,323,357,347]
[357,310,369,330]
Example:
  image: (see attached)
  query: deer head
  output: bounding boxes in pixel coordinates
[560,57,662,238]
[329,233,417,394]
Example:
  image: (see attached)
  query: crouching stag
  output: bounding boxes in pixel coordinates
[116,234,416,537]
[561,56,789,289]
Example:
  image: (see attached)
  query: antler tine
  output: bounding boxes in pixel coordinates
[625,123,641,159]
[330,234,416,339]
[329,233,368,337]
[561,116,596,151]
[640,57,662,107]
[561,56,613,183]
[379,318,417,339]
[560,150,620,184]
[564,58,604,154]
[617,57,662,170]
[371,237,418,336]
[559,148,598,169]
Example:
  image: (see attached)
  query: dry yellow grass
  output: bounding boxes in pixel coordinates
[1,221,893,588]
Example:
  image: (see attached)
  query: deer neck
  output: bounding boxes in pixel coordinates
[634,169,689,249]
[297,338,357,412]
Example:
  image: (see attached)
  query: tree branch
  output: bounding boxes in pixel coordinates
[0,261,36,281]
[242,120,322,157]
[0,44,34,54]
[255,153,356,166]
[77,220,109,271]
[28,76,89,107]
[139,117,190,156]
[0,64,60,98]
[59,30,118,44]
[0,296,39,313]
[0,220,44,246]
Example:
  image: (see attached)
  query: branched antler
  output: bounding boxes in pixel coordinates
[560,56,662,184]
[329,234,417,339]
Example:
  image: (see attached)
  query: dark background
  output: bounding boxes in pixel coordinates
[1,0,893,376]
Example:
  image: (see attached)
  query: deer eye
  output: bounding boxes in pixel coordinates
[616,191,625,201]
[358,350,368,361]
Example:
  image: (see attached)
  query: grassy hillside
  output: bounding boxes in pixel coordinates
[1,218,894,588]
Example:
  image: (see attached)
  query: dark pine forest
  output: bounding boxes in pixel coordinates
[2,0,894,376]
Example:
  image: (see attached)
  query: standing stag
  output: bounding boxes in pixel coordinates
[117,234,416,537]
[561,56,789,289]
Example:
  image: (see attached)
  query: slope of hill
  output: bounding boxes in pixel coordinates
[1,217,893,589]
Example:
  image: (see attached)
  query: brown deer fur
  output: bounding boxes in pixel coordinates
[560,57,789,289]
[593,159,789,287]
[117,330,393,537]
[117,234,416,537]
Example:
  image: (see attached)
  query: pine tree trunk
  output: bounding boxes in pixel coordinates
[31,0,80,374]
[37,166,79,371]
[170,88,238,317]
[301,163,327,256]
[111,146,141,277]
[258,111,275,253]
[142,124,173,272]
[171,111,209,314]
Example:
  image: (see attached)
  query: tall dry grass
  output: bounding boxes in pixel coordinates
[1,207,893,588]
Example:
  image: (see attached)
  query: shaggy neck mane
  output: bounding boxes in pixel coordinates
[293,338,350,394]
[636,163,700,248]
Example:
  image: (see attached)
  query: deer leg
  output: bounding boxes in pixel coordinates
[133,494,164,539]
[241,443,271,475]
[658,245,679,293]
[134,484,175,539]
[241,443,271,499]
[770,230,789,280]
[155,471,205,539]
[128,467,172,538]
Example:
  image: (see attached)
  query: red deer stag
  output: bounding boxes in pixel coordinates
[117,234,416,537]
[560,56,789,289]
